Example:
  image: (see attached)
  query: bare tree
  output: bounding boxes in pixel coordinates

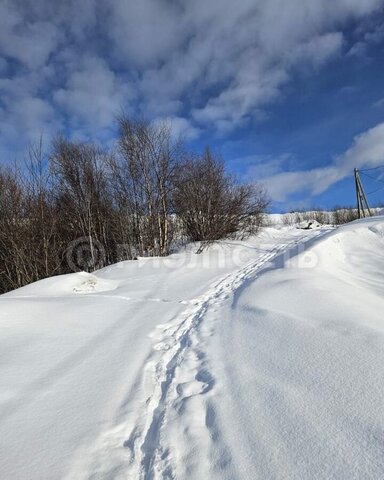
[24,140,62,279]
[173,149,269,252]
[116,117,183,257]
[0,165,27,291]
[0,143,64,293]
[50,137,112,271]
[0,124,270,293]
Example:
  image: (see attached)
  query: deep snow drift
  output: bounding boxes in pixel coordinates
[1,218,384,479]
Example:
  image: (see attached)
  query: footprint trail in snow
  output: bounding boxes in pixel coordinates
[68,232,325,480]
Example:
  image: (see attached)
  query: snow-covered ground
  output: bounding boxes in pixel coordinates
[1,218,384,479]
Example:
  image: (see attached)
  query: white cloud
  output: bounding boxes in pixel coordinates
[154,116,201,141]
[287,33,344,67]
[0,65,60,158]
[258,123,384,202]
[347,14,384,57]
[0,95,59,162]
[0,0,383,155]
[0,1,62,70]
[373,97,384,108]
[53,56,133,138]
[347,41,368,57]
[105,0,186,69]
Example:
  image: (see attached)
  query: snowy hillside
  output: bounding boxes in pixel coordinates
[1,218,384,479]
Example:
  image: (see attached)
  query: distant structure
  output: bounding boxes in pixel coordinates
[354,168,372,219]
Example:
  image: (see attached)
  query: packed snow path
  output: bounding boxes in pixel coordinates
[1,219,384,479]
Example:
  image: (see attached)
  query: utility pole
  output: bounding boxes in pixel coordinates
[354,168,372,218]
[354,168,361,219]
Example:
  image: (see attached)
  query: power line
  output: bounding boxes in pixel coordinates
[359,171,384,184]
[359,164,384,172]
[359,170,384,197]
[367,185,384,195]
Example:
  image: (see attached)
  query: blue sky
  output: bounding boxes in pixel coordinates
[1,0,384,211]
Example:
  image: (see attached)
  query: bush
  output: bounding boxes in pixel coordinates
[331,207,359,225]
[173,149,269,252]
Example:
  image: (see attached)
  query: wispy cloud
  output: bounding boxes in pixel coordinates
[256,123,384,202]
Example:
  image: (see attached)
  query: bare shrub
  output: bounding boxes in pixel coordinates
[331,207,359,225]
[173,149,269,252]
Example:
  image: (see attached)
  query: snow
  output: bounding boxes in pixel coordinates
[1,217,384,479]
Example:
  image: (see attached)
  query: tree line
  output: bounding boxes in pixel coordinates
[0,117,268,294]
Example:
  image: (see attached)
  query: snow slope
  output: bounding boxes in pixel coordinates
[1,218,384,479]
[203,217,384,480]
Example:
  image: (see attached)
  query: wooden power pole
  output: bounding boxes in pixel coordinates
[354,168,372,218]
